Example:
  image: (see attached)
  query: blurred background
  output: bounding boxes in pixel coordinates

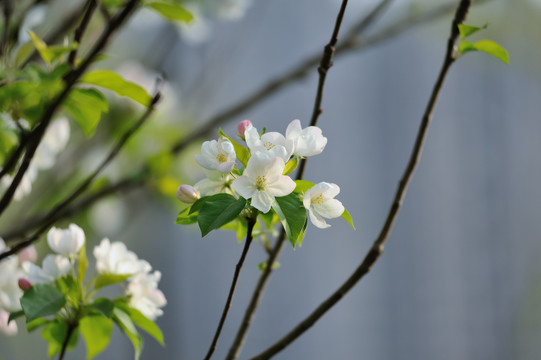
[1,0,541,359]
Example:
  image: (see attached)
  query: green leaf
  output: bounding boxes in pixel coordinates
[80,314,114,359]
[116,304,164,345]
[27,30,51,63]
[78,245,88,286]
[458,40,477,54]
[283,157,298,175]
[293,179,315,194]
[257,261,280,272]
[80,70,152,106]
[458,23,487,39]
[146,1,193,23]
[90,298,115,318]
[341,209,355,230]
[41,320,78,358]
[27,317,51,332]
[63,88,108,136]
[15,40,35,67]
[175,207,198,225]
[55,275,81,301]
[272,193,307,248]
[94,273,132,290]
[113,307,143,360]
[20,283,66,323]
[8,310,24,324]
[259,210,277,229]
[26,30,77,63]
[219,129,250,167]
[472,39,509,64]
[197,193,247,237]
[0,127,18,163]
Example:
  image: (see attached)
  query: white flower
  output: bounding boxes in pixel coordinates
[195,137,236,173]
[245,125,294,162]
[93,238,150,275]
[0,239,24,312]
[34,117,70,170]
[194,172,234,196]
[216,0,252,20]
[0,309,18,336]
[176,184,200,204]
[127,271,166,321]
[302,182,344,229]
[286,119,327,157]
[232,152,296,213]
[23,254,70,284]
[47,224,85,256]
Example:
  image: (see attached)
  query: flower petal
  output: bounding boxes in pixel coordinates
[308,208,330,229]
[267,175,296,197]
[251,190,274,213]
[231,176,257,199]
[317,198,344,219]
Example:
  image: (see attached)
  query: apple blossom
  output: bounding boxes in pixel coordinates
[195,137,237,173]
[177,184,200,203]
[23,254,71,284]
[93,238,150,275]
[0,239,24,313]
[17,245,37,263]
[194,172,234,196]
[127,270,167,321]
[0,309,17,336]
[232,152,296,213]
[286,119,327,157]
[237,119,252,140]
[18,278,32,292]
[244,125,294,162]
[47,224,85,256]
[302,182,345,229]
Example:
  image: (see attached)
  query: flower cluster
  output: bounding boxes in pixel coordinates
[3,224,166,358]
[176,119,353,246]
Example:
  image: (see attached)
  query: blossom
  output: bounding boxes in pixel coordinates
[47,224,85,256]
[127,270,166,321]
[195,137,236,173]
[245,125,294,162]
[17,245,37,263]
[18,278,32,292]
[232,152,296,213]
[302,182,344,229]
[34,117,70,170]
[93,238,150,275]
[194,172,234,196]
[0,309,17,336]
[237,119,252,140]
[23,254,71,284]
[286,119,327,157]
[176,184,200,204]
[0,239,24,312]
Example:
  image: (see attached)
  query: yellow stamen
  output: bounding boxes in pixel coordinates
[312,194,324,205]
[263,141,275,150]
[216,154,227,163]
[256,176,266,190]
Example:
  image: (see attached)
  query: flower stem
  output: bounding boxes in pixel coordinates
[58,323,76,360]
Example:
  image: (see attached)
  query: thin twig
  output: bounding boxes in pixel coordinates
[249,1,472,358]
[67,0,97,67]
[57,323,76,360]
[203,216,258,360]
[0,87,158,262]
[0,0,141,219]
[1,0,13,56]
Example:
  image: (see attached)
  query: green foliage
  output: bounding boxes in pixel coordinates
[458,23,487,39]
[0,126,18,164]
[94,273,133,290]
[63,88,109,136]
[272,193,307,248]
[80,314,114,359]
[456,23,509,64]
[90,298,115,318]
[219,129,250,167]
[115,304,165,345]
[341,209,355,230]
[80,70,152,106]
[293,179,315,194]
[175,207,198,224]
[283,157,298,175]
[41,320,78,358]
[113,307,143,360]
[257,260,280,272]
[197,193,247,237]
[27,30,78,64]
[27,317,51,332]
[145,1,193,23]
[78,245,89,286]
[20,284,66,323]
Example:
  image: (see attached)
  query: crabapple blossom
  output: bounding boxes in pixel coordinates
[18,278,32,292]
[0,239,24,313]
[177,184,200,204]
[195,137,237,173]
[237,119,252,139]
[93,238,150,275]
[244,125,294,162]
[194,172,234,196]
[127,270,167,321]
[0,309,17,336]
[232,152,296,213]
[23,254,71,284]
[17,245,37,263]
[302,182,344,229]
[286,119,327,157]
[47,224,85,256]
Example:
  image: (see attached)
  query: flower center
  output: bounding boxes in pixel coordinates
[263,141,275,150]
[255,176,267,190]
[216,154,227,163]
[312,194,324,205]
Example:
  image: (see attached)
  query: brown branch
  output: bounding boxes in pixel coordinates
[249,1,472,359]
[203,216,258,360]
[67,0,97,67]
[0,0,141,219]
[0,88,158,262]
[57,322,76,360]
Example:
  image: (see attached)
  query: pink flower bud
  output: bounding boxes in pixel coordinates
[17,246,37,263]
[18,278,32,292]
[237,120,252,140]
[176,185,200,204]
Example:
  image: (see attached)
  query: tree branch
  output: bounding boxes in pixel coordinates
[203,215,258,360]
[0,90,158,262]
[249,1,472,358]
[67,0,97,67]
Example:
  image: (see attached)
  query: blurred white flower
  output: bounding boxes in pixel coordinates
[127,271,166,320]
[286,119,327,157]
[93,238,150,275]
[47,224,85,256]
[195,137,236,173]
[176,184,200,203]
[34,117,70,170]
[216,0,252,20]
[0,309,18,336]
[232,152,296,213]
[17,245,37,263]
[245,125,294,162]
[177,4,212,44]
[302,182,344,229]
[23,254,71,284]
[0,239,24,313]
[194,171,234,196]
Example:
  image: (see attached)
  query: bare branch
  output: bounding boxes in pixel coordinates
[67,0,97,67]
